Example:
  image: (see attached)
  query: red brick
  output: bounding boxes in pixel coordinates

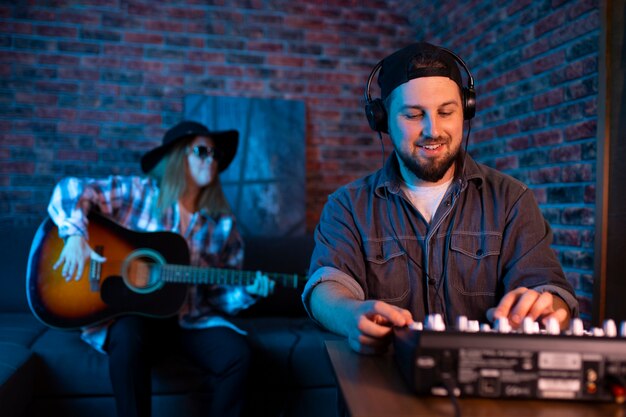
[0,22,33,34]
[532,130,562,147]
[118,113,161,125]
[36,25,78,38]
[38,54,80,66]
[247,41,284,53]
[35,108,77,120]
[0,161,35,174]
[0,133,35,147]
[57,10,100,25]
[103,44,144,56]
[532,50,565,74]
[15,93,58,106]
[206,65,244,77]
[267,56,305,67]
[562,163,592,182]
[189,51,225,63]
[56,150,99,162]
[495,155,518,171]
[494,121,520,137]
[58,123,100,136]
[549,144,581,163]
[535,9,567,37]
[144,20,186,33]
[529,166,561,184]
[533,88,564,110]
[124,33,164,44]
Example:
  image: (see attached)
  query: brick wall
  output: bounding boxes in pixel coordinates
[0,1,411,228]
[404,0,600,321]
[1,1,601,320]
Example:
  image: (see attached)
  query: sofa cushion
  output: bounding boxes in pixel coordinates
[0,313,47,347]
[0,343,35,417]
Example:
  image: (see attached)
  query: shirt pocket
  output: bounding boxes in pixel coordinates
[449,232,502,296]
[363,239,410,303]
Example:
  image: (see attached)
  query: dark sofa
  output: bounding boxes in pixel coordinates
[0,220,341,417]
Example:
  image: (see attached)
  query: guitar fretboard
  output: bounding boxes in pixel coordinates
[158,265,304,289]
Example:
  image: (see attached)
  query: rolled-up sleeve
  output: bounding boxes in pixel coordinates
[302,192,366,317]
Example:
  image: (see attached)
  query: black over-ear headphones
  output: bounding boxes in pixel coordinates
[364,46,476,133]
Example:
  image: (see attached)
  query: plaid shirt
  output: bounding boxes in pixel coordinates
[48,175,255,353]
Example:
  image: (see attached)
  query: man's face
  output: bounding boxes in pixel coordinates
[387,76,464,186]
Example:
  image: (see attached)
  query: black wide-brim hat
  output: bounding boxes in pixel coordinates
[140,120,238,173]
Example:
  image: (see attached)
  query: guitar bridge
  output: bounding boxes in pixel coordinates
[89,245,104,292]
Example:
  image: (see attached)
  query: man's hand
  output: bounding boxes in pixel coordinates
[53,235,106,281]
[245,271,275,298]
[487,287,570,330]
[345,300,413,355]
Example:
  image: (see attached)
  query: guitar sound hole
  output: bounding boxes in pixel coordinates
[121,249,166,294]
[126,258,159,289]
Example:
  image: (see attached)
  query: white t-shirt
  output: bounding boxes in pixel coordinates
[401,178,453,223]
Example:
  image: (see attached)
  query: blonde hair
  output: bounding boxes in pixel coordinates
[148,139,232,217]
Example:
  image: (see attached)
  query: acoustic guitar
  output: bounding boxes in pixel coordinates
[26,212,307,330]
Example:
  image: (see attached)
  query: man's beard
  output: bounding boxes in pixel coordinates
[396,140,460,183]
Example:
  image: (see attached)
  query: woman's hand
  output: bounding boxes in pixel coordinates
[245,271,276,298]
[53,235,106,281]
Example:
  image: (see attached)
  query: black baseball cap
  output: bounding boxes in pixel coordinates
[378,42,464,100]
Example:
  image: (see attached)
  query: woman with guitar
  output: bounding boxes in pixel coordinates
[45,120,274,417]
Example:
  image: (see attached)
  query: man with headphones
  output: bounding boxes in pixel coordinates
[302,42,579,354]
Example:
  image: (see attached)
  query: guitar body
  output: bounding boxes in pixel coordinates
[26,212,190,330]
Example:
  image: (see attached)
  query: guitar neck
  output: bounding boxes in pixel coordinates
[159,265,304,289]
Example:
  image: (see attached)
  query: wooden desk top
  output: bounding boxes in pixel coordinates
[325,340,625,417]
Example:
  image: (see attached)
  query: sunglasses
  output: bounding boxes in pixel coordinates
[188,145,220,161]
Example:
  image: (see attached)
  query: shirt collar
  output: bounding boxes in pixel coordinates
[374,151,485,198]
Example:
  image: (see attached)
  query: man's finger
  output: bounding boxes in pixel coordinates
[492,287,527,319]
[508,290,541,325]
[527,291,554,320]
[540,308,568,328]
[369,301,412,327]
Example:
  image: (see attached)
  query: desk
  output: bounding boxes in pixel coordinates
[325,340,625,417]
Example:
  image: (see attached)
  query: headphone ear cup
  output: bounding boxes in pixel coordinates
[365,98,388,133]
[463,87,476,120]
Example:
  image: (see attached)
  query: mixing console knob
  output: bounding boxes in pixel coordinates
[621,321,626,338]
[570,318,584,336]
[495,317,511,333]
[603,319,617,337]
[480,323,491,332]
[426,314,445,331]
[545,317,560,335]
[409,321,423,331]
[456,315,468,332]
[591,327,604,337]
[467,320,480,332]
[522,317,538,334]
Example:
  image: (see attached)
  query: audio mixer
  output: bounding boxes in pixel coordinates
[394,315,626,403]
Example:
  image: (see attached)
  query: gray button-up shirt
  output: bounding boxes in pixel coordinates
[303,154,579,325]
